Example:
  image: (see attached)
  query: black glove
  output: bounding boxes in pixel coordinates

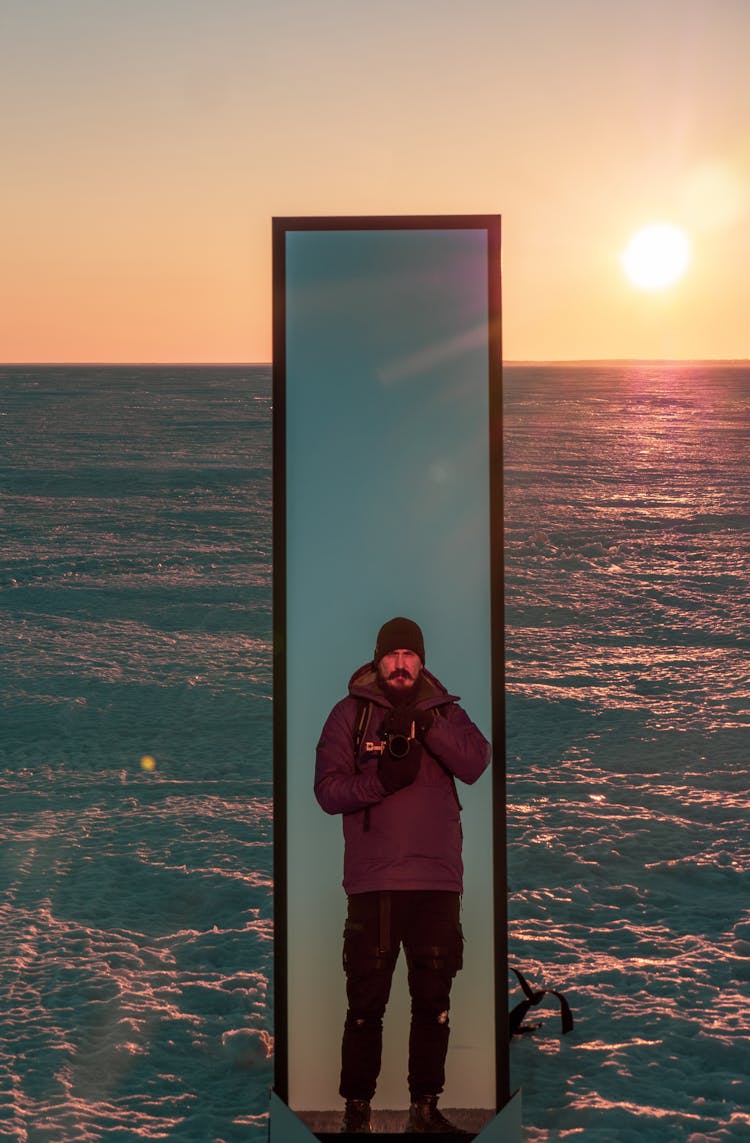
[377,741,421,793]
[383,703,435,743]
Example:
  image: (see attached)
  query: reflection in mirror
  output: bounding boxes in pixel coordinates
[273,217,504,1135]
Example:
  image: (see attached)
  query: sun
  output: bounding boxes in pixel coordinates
[621,223,691,290]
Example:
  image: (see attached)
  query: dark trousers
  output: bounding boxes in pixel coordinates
[339,890,463,1102]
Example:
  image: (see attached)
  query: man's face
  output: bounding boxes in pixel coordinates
[377,648,422,692]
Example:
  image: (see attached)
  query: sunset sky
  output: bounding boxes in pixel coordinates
[2,0,749,363]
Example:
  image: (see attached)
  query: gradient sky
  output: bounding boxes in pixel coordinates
[2,0,749,363]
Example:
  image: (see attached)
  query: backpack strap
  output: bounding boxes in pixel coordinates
[509,967,574,1038]
[352,699,374,832]
[353,699,372,756]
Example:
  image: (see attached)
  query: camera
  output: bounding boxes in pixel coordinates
[365,719,416,760]
[385,728,413,759]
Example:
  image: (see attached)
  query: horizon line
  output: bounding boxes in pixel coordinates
[1,357,749,368]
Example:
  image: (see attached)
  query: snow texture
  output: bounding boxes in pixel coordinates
[1,362,748,1141]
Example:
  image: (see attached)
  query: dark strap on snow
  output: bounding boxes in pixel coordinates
[509,967,574,1038]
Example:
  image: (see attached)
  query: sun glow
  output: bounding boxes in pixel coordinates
[622,223,692,290]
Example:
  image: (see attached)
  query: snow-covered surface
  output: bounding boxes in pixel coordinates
[1,366,274,1142]
[1,363,747,1141]
[504,364,749,1142]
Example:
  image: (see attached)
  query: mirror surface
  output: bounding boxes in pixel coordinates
[279,222,498,1111]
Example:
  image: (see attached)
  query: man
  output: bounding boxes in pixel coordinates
[315,617,491,1135]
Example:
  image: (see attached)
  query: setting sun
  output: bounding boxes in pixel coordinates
[622,223,692,291]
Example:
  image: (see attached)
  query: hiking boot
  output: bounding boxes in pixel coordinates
[341,1098,372,1133]
[405,1095,470,1134]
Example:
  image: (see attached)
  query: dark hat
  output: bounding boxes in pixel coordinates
[374,617,425,664]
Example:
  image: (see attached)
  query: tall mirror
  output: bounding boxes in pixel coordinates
[273,216,505,1135]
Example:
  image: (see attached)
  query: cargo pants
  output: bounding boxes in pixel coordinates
[339,889,464,1102]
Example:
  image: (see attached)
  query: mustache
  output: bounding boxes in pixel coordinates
[388,668,412,679]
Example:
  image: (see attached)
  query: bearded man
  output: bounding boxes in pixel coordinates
[315,617,491,1135]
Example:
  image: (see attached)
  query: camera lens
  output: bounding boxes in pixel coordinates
[387,733,411,759]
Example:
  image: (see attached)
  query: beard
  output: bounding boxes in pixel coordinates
[378,670,418,705]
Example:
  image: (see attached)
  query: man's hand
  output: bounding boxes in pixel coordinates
[377,743,421,793]
[382,703,435,741]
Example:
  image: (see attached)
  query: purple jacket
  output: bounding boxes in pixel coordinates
[314,662,491,894]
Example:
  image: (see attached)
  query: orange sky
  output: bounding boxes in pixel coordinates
[2,0,749,363]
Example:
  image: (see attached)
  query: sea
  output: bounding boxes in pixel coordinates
[1,362,748,1142]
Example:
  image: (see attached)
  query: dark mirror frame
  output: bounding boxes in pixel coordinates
[271,214,507,1122]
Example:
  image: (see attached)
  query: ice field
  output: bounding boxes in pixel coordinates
[1,362,747,1140]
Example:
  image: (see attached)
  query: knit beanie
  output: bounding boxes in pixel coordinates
[374,617,425,665]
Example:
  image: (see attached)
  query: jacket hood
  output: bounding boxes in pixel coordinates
[347,661,458,709]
